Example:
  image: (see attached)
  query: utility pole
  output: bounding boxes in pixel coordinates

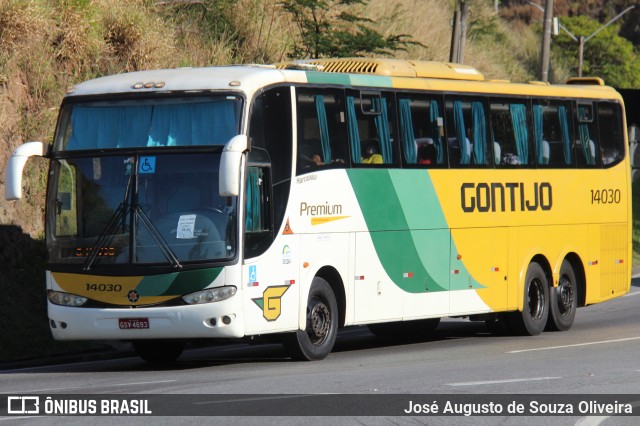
[449,2,461,63]
[449,0,468,64]
[459,1,468,64]
[539,0,554,82]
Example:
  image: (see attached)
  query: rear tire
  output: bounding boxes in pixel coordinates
[546,260,577,331]
[282,277,338,361]
[506,262,549,336]
[132,340,185,365]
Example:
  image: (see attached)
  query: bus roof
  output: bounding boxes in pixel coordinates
[66,65,295,98]
[65,59,622,103]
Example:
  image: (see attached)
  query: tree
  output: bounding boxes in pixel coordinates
[281,0,421,59]
[552,15,640,87]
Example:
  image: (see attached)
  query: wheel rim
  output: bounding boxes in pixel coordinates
[306,296,331,346]
[556,275,575,317]
[527,278,545,320]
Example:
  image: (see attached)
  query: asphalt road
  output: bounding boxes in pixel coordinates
[1,279,639,425]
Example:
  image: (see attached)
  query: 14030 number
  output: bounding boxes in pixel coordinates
[591,189,621,204]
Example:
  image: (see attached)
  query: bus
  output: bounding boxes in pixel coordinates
[4,58,632,364]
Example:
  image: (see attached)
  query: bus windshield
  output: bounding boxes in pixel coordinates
[47,152,237,268]
[55,96,242,151]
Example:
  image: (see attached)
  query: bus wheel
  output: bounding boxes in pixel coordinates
[368,318,440,339]
[546,260,577,331]
[132,340,185,365]
[283,277,338,361]
[506,262,549,336]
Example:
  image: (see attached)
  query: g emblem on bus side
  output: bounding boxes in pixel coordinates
[252,286,290,321]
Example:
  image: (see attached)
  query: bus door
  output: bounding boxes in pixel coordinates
[242,163,300,334]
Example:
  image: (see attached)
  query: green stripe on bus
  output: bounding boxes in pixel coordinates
[305,72,351,86]
[347,169,482,293]
[135,267,223,296]
[304,72,393,88]
[349,74,392,88]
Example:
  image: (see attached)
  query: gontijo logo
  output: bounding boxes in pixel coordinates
[460,181,552,213]
[252,286,290,321]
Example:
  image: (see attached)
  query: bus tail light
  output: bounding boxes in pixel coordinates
[182,286,237,305]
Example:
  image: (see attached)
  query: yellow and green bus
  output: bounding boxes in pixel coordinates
[5,58,631,363]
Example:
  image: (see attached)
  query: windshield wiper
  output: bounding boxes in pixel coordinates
[82,202,128,271]
[135,206,182,269]
[83,168,134,271]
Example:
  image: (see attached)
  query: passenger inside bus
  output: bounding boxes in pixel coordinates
[416,138,437,165]
[361,140,383,164]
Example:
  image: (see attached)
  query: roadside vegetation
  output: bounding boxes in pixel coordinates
[1,0,639,363]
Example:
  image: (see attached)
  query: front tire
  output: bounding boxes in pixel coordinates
[283,277,338,361]
[546,260,577,331]
[132,340,185,365]
[506,262,549,336]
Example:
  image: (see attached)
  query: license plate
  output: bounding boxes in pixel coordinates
[119,318,149,329]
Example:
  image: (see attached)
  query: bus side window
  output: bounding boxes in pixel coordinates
[597,101,624,167]
[489,99,532,166]
[575,102,600,167]
[296,90,348,174]
[249,87,292,236]
[244,165,272,259]
[533,100,574,167]
[447,97,490,166]
[347,91,397,165]
[398,96,446,167]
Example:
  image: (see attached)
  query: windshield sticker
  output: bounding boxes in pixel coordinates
[176,214,197,239]
[139,156,156,174]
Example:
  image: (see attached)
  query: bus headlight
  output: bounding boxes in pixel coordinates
[183,286,237,305]
[48,290,88,307]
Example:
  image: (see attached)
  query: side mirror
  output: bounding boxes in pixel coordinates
[5,141,45,200]
[219,135,248,197]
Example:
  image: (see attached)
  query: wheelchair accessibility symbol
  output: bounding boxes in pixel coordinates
[139,156,156,174]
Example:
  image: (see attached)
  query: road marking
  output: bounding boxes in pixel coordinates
[1,379,176,394]
[110,379,176,387]
[193,394,314,405]
[507,336,640,353]
[446,376,560,386]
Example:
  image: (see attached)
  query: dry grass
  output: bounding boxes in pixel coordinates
[365,0,541,82]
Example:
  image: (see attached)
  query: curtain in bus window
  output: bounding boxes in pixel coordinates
[399,99,416,163]
[430,101,444,164]
[315,95,331,164]
[346,96,361,162]
[68,106,151,150]
[472,101,487,164]
[373,97,392,163]
[509,103,529,165]
[245,167,261,231]
[453,101,470,165]
[147,102,237,146]
[558,106,572,165]
[533,104,545,164]
[578,123,596,165]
